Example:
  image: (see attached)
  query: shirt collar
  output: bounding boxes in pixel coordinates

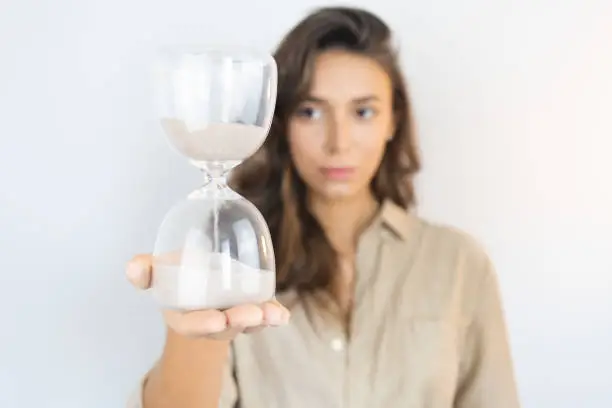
[377,199,416,241]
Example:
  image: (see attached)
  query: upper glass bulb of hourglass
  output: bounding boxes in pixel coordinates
[150,46,277,311]
[153,45,277,166]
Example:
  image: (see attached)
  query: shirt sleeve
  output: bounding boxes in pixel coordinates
[454,256,521,408]
[125,347,239,408]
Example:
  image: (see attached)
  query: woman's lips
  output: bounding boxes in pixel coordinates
[320,167,356,180]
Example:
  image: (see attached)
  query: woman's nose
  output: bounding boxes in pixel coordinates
[325,118,351,154]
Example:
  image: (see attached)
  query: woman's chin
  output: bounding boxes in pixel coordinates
[311,182,370,203]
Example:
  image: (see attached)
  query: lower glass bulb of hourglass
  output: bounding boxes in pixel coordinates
[150,189,276,311]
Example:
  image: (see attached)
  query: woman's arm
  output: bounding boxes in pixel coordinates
[125,254,288,408]
[141,329,236,408]
[454,258,521,408]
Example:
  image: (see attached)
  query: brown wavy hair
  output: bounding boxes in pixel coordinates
[229,6,421,307]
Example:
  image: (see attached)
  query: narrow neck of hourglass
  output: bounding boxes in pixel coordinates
[204,170,227,187]
[194,160,239,190]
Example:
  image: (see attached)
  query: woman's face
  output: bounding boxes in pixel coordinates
[287,50,395,202]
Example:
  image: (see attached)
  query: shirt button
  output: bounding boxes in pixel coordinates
[330,338,344,352]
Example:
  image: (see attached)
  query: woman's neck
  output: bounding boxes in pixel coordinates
[309,191,379,255]
[308,191,379,319]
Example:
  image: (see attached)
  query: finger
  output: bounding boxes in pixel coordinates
[224,304,265,329]
[164,308,228,337]
[266,299,291,325]
[243,301,291,334]
[261,301,285,326]
[126,254,153,289]
[155,250,183,264]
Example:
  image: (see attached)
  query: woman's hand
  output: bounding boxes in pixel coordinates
[126,254,290,340]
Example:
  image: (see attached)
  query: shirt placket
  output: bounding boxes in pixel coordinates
[330,327,350,408]
[342,227,387,408]
[310,311,348,408]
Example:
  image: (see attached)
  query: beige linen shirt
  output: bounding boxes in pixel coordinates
[129,200,521,408]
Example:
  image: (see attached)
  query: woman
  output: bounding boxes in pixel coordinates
[126,6,520,408]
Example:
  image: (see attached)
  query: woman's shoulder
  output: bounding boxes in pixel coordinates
[416,215,488,251]
[399,215,500,321]
[411,214,496,283]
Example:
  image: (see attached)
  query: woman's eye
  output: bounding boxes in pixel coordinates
[296,106,322,120]
[356,107,376,119]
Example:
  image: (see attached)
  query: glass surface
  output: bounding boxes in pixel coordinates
[150,46,277,311]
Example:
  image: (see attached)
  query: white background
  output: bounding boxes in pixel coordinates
[1,0,611,407]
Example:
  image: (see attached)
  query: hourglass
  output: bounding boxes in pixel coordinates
[150,46,277,311]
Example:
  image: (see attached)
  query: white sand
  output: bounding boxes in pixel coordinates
[151,254,275,310]
[160,119,268,162]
